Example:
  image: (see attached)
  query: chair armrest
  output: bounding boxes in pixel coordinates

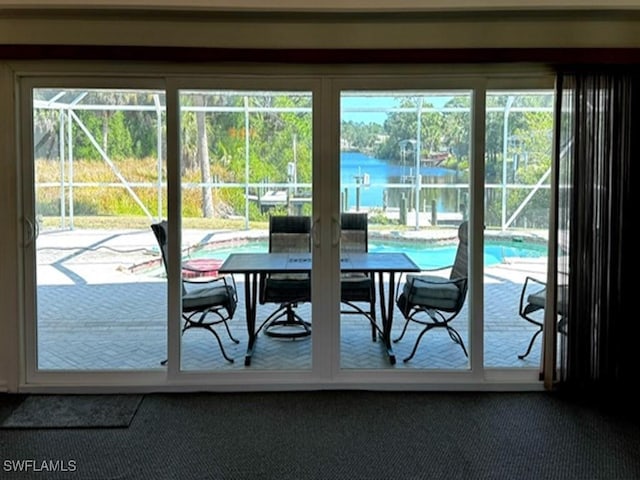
[410,275,466,294]
[521,276,546,292]
[399,274,467,313]
[183,277,217,285]
[411,275,462,287]
[181,258,223,278]
[420,264,454,273]
[394,265,453,301]
[519,276,546,315]
[184,274,237,299]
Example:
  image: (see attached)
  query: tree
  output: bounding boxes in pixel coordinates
[194,94,214,218]
[373,97,452,164]
[341,120,384,153]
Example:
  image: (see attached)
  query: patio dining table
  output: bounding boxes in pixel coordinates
[218,251,421,366]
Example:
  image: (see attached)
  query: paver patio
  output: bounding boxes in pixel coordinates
[33,228,549,372]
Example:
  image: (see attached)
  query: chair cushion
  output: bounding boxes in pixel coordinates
[269,273,309,282]
[263,276,311,303]
[183,284,234,311]
[403,274,462,311]
[341,272,370,284]
[527,288,547,308]
[527,285,567,314]
[341,273,373,301]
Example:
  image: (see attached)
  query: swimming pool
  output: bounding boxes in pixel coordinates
[190,238,547,269]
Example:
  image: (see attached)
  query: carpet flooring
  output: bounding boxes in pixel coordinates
[0,391,638,480]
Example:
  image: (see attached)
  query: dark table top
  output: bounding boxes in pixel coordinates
[218,251,421,274]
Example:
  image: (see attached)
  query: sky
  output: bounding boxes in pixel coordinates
[341,94,455,124]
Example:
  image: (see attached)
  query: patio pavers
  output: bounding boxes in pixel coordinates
[33,228,548,373]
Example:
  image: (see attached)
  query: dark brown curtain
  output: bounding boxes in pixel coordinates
[555,70,638,400]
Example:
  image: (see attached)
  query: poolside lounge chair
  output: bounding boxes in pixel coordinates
[394,221,469,362]
[258,215,312,338]
[151,221,239,363]
[340,212,377,341]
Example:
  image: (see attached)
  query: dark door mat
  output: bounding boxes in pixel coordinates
[1,394,143,429]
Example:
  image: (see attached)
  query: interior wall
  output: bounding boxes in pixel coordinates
[2,11,640,49]
[1,9,640,391]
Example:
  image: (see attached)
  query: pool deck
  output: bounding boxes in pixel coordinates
[34,227,549,372]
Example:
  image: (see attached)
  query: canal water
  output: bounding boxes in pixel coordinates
[340,151,463,211]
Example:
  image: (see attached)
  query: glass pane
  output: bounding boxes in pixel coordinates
[178,89,313,371]
[34,88,167,371]
[340,90,471,370]
[483,90,555,368]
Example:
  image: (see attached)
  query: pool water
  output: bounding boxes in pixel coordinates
[191,239,547,270]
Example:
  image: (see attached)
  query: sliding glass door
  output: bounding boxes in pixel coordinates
[338,88,472,371]
[176,86,315,372]
[483,86,555,371]
[19,67,556,389]
[23,81,168,377]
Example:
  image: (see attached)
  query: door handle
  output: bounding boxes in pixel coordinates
[331,214,340,247]
[24,217,35,246]
[311,217,321,248]
[311,216,341,247]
